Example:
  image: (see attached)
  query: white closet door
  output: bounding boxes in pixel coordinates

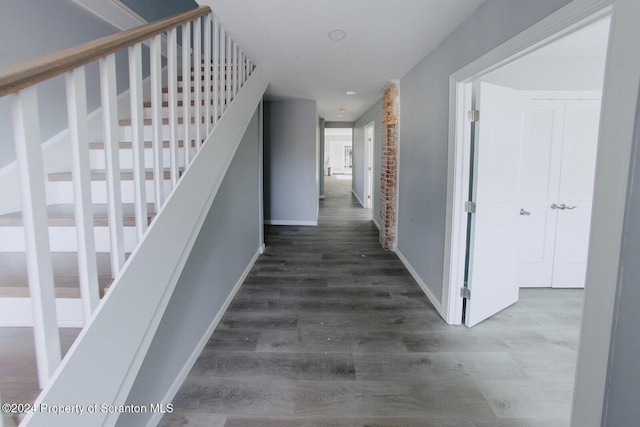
[516,100,564,287]
[552,100,601,288]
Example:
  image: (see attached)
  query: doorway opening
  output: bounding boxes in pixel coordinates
[324,128,353,177]
[444,11,611,327]
[364,122,375,209]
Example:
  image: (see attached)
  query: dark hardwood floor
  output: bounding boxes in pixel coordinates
[161,175,583,427]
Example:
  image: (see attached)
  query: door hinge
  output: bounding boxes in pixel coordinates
[468,109,480,122]
[465,201,476,213]
[460,287,471,299]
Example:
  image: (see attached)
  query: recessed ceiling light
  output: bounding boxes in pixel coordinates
[346,90,357,96]
[328,29,347,41]
[339,108,347,113]
[337,114,344,118]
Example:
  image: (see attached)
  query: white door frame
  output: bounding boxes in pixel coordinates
[441,0,612,323]
[364,121,375,209]
[443,1,629,426]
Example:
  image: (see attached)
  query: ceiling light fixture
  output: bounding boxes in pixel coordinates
[337,114,344,118]
[339,108,347,113]
[328,29,347,41]
[346,90,357,96]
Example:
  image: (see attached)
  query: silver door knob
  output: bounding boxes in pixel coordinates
[551,203,559,210]
[559,204,577,210]
[520,209,531,216]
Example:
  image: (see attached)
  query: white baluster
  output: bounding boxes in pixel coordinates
[12,88,61,388]
[213,18,220,126]
[220,26,227,117]
[99,54,125,278]
[204,15,212,135]
[240,51,246,86]
[66,67,100,320]
[128,43,148,239]
[167,27,179,188]
[150,35,164,211]
[235,44,240,94]
[226,31,232,109]
[182,22,192,168]
[193,17,202,150]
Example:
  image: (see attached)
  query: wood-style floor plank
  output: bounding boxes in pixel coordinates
[162,175,584,426]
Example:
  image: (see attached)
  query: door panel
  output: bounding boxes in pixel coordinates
[552,100,600,288]
[516,101,564,287]
[465,83,524,327]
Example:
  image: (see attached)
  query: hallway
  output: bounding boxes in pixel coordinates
[162,175,581,426]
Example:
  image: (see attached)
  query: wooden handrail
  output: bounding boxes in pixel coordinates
[0,6,211,97]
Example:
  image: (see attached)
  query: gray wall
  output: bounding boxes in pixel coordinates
[602,87,640,426]
[0,0,128,168]
[354,99,383,226]
[118,106,262,426]
[264,99,319,224]
[120,0,198,22]
[396,0,572,303]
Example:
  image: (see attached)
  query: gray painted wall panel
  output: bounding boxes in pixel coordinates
[264,99,318,224]
[117,107,262,426]
[0,0,128,168]
[119,0,198,22]
[354,99,382,226]
[396,0,572,303]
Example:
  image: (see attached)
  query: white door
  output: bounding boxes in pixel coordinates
[464,82,525,327]
[364,124,374,209]
[516,100,565,287]
[551,100,600,287]
[516,98,600,288]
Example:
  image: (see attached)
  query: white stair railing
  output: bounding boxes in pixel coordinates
[0,5,254,391]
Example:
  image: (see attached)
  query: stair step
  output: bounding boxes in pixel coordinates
[0,203,154,227]
[118,117,207,126]
[0,286,110,299]
[88,140,195,150]
[142,99,215,108]
[48,169,181,182]
[0,252,116,293]
[162,86,217,94]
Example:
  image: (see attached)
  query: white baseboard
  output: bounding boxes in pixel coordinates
[264,220,317,226]
[147,246,262,427]
[394,247,445,319]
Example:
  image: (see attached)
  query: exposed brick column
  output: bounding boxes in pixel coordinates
[380,81,399,250]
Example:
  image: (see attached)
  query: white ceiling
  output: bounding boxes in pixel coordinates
[202,0,485,121]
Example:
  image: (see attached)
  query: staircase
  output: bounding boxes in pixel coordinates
[0,65,222,322]
[0,6,269,426]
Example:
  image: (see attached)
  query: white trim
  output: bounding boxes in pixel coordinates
[146,247,262,427]
[442,0,613,326]
[395,248,444,318]
[372,216,381,231]
[264,220,318,226]
[258,101,265,250]
[363,121,375,210]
